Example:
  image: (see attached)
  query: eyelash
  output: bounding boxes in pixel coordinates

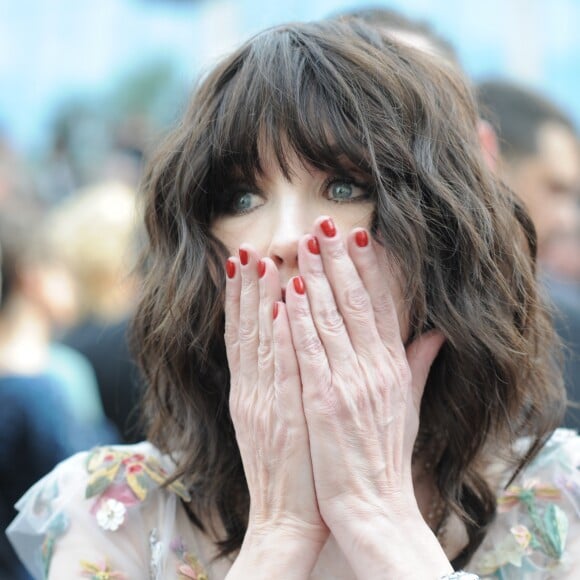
[221,175,372,216]
[322,176,371,203]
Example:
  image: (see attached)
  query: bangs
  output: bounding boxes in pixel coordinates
[202,25,377,205]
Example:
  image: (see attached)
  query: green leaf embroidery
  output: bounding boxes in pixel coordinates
[543,504,568,559]
[41,512,69,579]
[86,472,117,499]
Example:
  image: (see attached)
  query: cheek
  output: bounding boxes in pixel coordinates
[333,204,374,234]
[211,220,244,256]
[372,241,410,343]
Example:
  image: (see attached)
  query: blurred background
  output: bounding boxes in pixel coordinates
[1,0,579,164]
[0,0,578,448]
[0,1,579,577]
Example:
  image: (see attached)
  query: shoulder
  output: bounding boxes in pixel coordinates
[7,442,201,580]
[470,429,580,578]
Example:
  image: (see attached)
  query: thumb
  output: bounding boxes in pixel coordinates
[405,329,446,409]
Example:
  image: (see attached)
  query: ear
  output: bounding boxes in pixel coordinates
[477,120,499,172]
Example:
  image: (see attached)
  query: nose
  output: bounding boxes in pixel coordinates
[266,196,312,276]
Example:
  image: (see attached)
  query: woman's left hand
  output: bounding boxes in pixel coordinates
[285,217,451,578]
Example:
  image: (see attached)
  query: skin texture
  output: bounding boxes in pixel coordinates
[213,153,452,578]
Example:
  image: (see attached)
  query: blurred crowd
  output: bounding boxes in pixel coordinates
[0,115,154,578]
[1,6,579,580]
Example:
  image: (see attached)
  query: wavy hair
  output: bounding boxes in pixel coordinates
[132,19,564,565]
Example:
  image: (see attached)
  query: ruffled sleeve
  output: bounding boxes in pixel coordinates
[469,428,580,579]
[7,443,211,580]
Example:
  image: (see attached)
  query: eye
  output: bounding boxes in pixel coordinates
[326,178,370,203]
[227,191,263,215]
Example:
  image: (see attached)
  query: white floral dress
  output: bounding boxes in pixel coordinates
[7,430,580,579]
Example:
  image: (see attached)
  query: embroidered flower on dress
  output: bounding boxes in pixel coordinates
[498,479,562,512]
[510,524,533,553]
[172,536,208,580]
[96,499,126,531]
[85,447,191,504]
[84,447,191,533]
[80,559,126,579]
[31,481,70,578]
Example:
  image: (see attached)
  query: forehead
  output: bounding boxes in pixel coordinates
[536,123,580,185]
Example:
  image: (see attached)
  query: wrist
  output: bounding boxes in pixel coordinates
[227,524,326,580]
[330,511,453,579]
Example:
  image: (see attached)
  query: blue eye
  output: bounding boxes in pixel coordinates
[327,179,369,202]
[228,191,262,214]
[330,182,354,200]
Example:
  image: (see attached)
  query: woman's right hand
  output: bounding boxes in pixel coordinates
[224,246,328,579]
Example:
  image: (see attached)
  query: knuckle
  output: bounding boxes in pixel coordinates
[373,294,395,315]
[224,323,238,342]
[295,334,324,358]
[257,351,272,371]
[326,242,347,260]
[316,305,344,334]
[238,318,257,342]
[240,278,258,297]
[343,284,370,312]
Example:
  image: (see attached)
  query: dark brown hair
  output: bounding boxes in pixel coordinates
[133,19,564,566]
[330,5,460,65]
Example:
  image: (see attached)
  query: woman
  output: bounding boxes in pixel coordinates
[8,19,580,579]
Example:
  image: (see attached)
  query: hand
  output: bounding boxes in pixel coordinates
[285,217,449,577]
[224,246,328,578]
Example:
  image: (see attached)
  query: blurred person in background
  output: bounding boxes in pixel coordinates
[330,7,500,172]
[53,182,146,442]
[477,81,580,429]
[334,9,580,430]
[332,6,459,64]
[7,18,580,579]
[0,199,117,580]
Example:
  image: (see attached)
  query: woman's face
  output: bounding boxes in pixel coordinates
[210,150,410,341]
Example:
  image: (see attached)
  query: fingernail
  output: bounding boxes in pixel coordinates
[292,276,306,295]
[258,260,266,278]
[307,236,320,255]
[320,217,336,238]
[355,230,369,248]
[273,302,279,320]
[239,248,249,265]
[226,259,236,279]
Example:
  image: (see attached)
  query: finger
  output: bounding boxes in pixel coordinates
[238,244,261,384]
[272,300,304,420]
[346,226,405,354]
[224,256,242,374]
[405,329,446,409]
[304,217,382,359]
[257,257,282,387]
[296,233,358,368]
[285,275,333,405]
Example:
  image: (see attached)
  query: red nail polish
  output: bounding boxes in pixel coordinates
[307,236,320,255]
[239,248,249,265]
[258,260,266,278]
[273,302,279,320]
[293,276,306,295]
[355,230,369,248]
[320,218,336,238]
[226,259,236,279]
